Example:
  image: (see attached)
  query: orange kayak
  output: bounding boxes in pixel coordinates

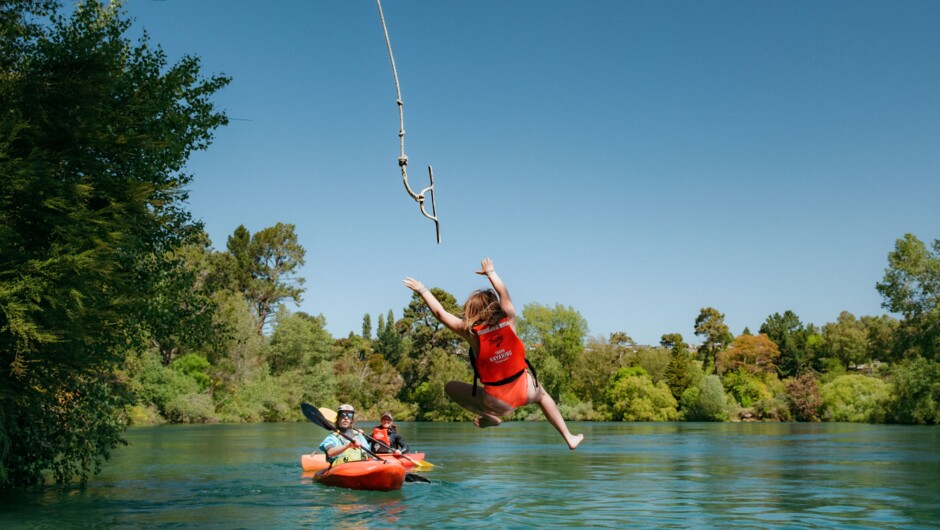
[301,452,426,472]
[313,459,406,491]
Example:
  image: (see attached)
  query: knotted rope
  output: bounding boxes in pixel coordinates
[376,0,441,244]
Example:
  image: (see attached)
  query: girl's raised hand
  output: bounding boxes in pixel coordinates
[476,257,495,275]
[403,277,425,292]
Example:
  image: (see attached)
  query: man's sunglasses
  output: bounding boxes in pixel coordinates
[338,411,355,419]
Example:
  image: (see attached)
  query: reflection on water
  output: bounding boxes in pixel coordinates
[1,422,938,528]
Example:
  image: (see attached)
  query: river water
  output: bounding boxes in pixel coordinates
[2,421,938,528]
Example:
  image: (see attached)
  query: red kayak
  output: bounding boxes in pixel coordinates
[313,459,405,491]
[301,452,426,472]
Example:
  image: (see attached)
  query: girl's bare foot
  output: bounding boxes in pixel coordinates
[473,415,501,428]
[566,433,584,450]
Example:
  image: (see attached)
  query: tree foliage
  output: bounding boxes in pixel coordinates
[0,0,227,489]
[518,304,589,397]
[820,374,891,423]
[760,311,818,377]
[226,223,306,333]
[681,375,730,421]
[717,334,780,376]
[822,311,868,369]
[876,234,940,360]
[605,367,679,421]
[694,307,733,372]
[886,358,940,425]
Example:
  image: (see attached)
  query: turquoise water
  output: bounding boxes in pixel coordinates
[2,421,939,528]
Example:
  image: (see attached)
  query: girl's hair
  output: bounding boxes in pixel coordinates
[463,289,505,333]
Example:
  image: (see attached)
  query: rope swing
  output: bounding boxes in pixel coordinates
[376,0,441,244]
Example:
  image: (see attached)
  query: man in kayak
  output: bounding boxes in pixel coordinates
[319,404,371,464]
[371,412,409,455]
[403,258,584,450]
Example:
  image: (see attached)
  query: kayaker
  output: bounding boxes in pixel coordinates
[403,258,584,450]
[318,404,370,464]
[371,412,409,455]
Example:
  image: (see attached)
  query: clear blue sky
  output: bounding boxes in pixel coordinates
[119,0,939,345]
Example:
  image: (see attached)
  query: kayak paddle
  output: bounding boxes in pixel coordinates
[320,407,434,469]
[300,403,431,484]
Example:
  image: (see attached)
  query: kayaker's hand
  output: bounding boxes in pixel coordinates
[393,449,402,456]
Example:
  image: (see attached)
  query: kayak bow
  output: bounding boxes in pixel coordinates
[313,459,406,491]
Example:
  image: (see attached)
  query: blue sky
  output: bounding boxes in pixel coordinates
[119,0,939,345]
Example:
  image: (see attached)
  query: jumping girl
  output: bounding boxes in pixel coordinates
[403,258,583,450]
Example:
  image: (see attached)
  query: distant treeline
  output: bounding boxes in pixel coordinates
[2,1,937,491]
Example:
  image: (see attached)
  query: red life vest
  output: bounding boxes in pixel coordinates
[473,319,529,385]
[372,426,391,448]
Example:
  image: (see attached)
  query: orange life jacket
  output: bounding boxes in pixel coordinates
[469,319,538,396]
[372,426,391,448]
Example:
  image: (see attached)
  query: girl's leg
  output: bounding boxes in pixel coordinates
[444,381,512,428]
[528,380,584,450]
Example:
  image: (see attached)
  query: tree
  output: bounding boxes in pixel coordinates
[0,0,228,488]
[694,307,733,373]
[822,311,868,369]
[361,313,372,340]
[785,373,823,422]
[681,375,730,421]
[267,309,332,375]
[517,303,589,399]
[605,367,679,421]
[571,333,634,406]
[661,333,693,399]
[876,234,940,360]
[374,309,403,367]
[860,315,899,363]
[397,289,463,398]
[226,223,306,333]
[144,233,222,365]
[820,374,890,423]
[760,311,812,377]
[886,358,940,425]
[717,334,780,376]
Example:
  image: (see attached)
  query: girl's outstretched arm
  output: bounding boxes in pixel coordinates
[476,258,515,324]
[403,277,471,341]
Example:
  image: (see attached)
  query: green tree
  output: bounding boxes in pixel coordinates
[694,307,733,373]
[226,223,306,333]
[876,234,940,360]
[860,314,899,363]
[822,311,868,369]
[145,233,222,365]
[820,374,891,423]
[661,333,693,399]
[362,313,372,340]
[886,358,940,425]
[398,289,463,398]
[681,375,730,421]
[605,366,679,421]
[375,309,404,367]
[517,303,589,399]
[267,309,332,375]
[0,1,228,488]
[760,311,812,377]
[571,333,634,406]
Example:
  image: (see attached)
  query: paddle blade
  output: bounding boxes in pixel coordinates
[405,472,431,484]
[301,403,336,431]
[412,459,434,469]
[318,407,337,423]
